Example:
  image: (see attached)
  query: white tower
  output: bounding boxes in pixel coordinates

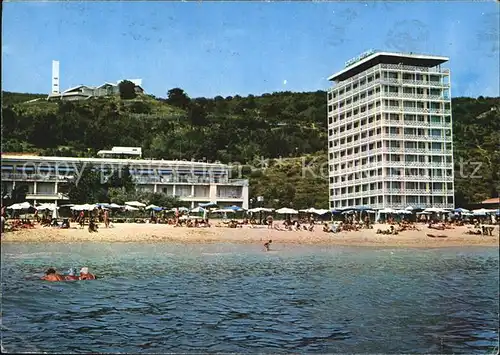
[52,60,60,94]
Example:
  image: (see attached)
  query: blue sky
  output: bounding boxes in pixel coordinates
[2,1,499,98]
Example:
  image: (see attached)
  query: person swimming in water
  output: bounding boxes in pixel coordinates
[41,268,65,282]
[79,267,96,280]
[64,268,79,281]
[264,240,272,251]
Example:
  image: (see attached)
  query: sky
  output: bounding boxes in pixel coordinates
[2,1,499,98]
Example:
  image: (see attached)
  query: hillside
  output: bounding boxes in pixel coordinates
[1,90,499,207]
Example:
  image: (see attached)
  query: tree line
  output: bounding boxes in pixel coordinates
[1,90,499,207]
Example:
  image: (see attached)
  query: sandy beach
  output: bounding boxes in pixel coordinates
[1,223,499,248]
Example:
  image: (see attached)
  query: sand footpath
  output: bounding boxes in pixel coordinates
[1,223,499,248]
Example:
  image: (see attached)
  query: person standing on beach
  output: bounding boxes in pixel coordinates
[103,209,109,228]
[79,210,85,228]
[264,240,272,251]
[1,214,5,234]
[175,208,180,225]
[266,215,273,229]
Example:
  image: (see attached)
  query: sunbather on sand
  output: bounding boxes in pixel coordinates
[427,233,448,238]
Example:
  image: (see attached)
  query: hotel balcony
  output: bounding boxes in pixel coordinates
[383,105,451,115]
[131,175,247,185]
[382,133,452,142]
[329,66,450,99]
[383,119,452,128]
[0,173,67,182]
[384,188,452,195]
[384,147,451,154]
[330,91,450,111]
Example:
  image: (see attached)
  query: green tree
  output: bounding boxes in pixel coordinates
[65,164,107,203]
[1,183,29,205]
[139,192,188,208]
[118,80,137,100]
[187,102,208,126]
[108,187,139,205]
[106,165,135,192]
[166,88,190,109]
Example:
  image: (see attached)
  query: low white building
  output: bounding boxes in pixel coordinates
[1,153,249,209]
[47,80,144,101]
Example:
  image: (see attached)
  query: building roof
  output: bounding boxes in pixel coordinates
[62,85,95,94]
[97,146,142,156]
[96,82,118,89]
[1,153,229,168]
[328,50,449,82]
[481,197,500,205]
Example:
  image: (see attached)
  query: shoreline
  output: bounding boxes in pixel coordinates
[1,223,498,248]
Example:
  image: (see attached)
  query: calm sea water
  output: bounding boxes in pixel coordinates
[1,242,498,354]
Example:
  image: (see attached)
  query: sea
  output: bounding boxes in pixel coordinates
[1,242,499,354]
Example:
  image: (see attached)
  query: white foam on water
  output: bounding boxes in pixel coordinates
[201,252,231,256]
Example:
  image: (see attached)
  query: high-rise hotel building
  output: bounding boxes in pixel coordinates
[327,50,454,210]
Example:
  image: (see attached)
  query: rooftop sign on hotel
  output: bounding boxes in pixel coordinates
[344,49,376,68]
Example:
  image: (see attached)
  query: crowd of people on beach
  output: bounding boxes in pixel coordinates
[1,202,498,239]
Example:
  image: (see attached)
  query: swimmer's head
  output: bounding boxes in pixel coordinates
[80,267,89,274]
[46,268,56,275]
[269,240,272,243]
[68,268,76,276]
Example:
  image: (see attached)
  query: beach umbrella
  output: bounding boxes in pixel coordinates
[423,207,448,213]
[123,205,139,211]
[190,206,206,213]
[313,209,330,215]
[379,208,396,214]
[213,208,235,213]
[199,202,218,208]
[96,203,112,209]
[276,207,298,214]
[71,204,97,211]
[394,210,412,214]
[453,208,470,213]
[7,202,34,219]
[145,204,160,210]
[330,209,342,214]
[341,210,355,215]
[225,205,245,212]
[125,201,146,208]
[354,206,372,211]
[299,207,317,213]
[176,207,190,212]
[59,204,75,208]
[108,203,122,209]
[248,207,274,213]
[472,208,496,215]
[36,203,58,211]
[7,202,33,210]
